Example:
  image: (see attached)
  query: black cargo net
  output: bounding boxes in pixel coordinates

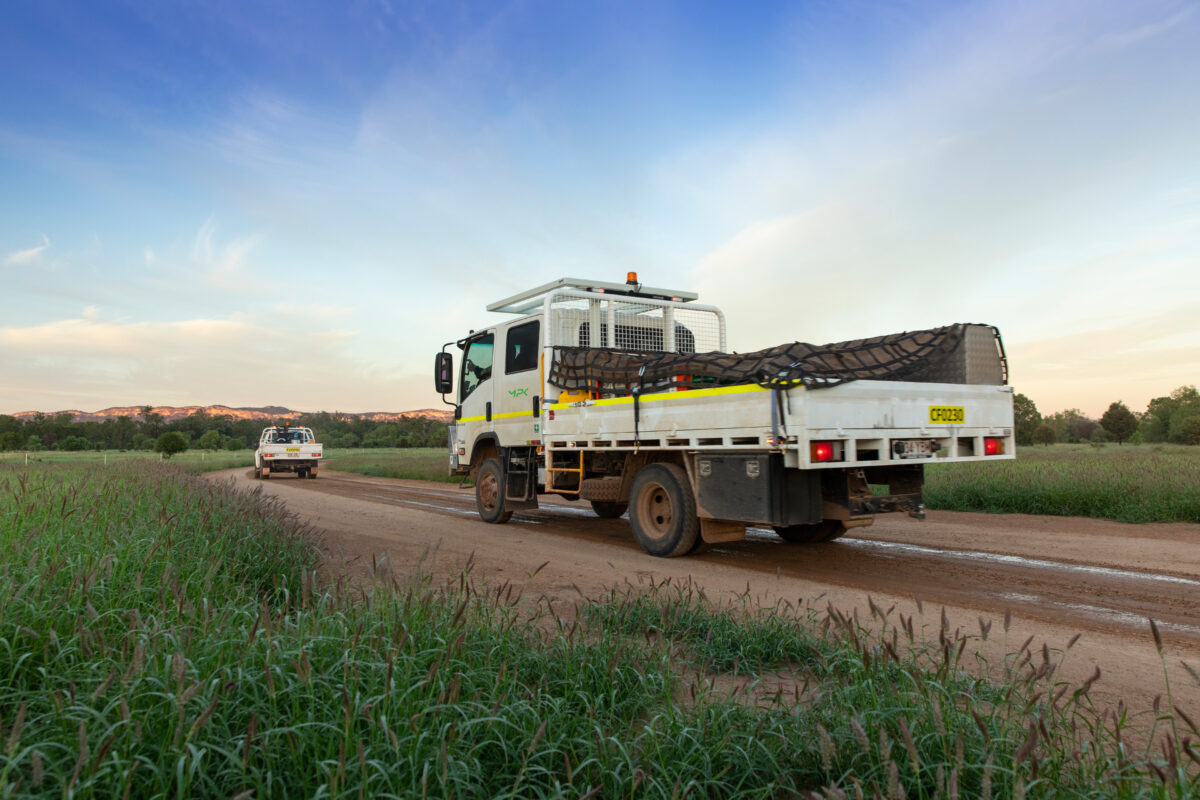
[548,324,1003,395]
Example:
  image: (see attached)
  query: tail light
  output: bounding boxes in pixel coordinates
[811,441,836,462]
[983,437,1004,456]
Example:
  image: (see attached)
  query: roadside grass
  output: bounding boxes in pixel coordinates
[323,447,458,483]
[0,449,253,474]
[3,461,1198,797]
[926,444,1200,523]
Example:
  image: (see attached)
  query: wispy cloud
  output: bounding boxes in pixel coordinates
[5,234,50,265]
[191,217,263,292]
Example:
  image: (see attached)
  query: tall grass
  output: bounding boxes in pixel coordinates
[2,462,1197,797]
[926,445,1200,522]
[325,447,458,483]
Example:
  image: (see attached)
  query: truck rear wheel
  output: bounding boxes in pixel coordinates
[629,463,699,558]
[773,520,846,544]
[590,501,627,519]
[476,458,513,524]
[253,467,261,479]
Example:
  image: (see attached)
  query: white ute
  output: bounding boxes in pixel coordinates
[433,275,1015,557]
[254,425,322,479]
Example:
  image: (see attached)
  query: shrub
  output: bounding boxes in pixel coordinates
[154,431,189,458]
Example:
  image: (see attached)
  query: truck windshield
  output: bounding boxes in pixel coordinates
[461,334,494,400]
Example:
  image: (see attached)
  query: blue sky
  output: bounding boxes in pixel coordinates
[2,0,1197,417]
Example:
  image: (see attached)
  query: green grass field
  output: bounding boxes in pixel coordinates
[926,444,1200,523]
[2,460,1196,797]
[6,443,1199,522]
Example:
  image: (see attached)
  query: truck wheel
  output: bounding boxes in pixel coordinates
[629,463,699,558]
[297,468,308,479]
[261,470,270,479]
[773,520,844,544]
[253,467,261,479]
[590,501,627,519]
[308,469,318,480]
[476,458,513,524]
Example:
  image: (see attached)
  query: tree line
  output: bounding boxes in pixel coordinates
[0,407,450,453]
[1013,385,1200,446]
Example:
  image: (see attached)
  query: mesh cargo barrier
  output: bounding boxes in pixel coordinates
[548,323,1006,395]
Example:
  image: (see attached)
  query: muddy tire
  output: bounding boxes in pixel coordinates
[308,469,318,480]
[297,468,308,479]
[629,463,699,558]
[476,458,513,524]
[261,469,270,479]
[590,501,627,519]
[774,519,845,544]
[253,467,262,479]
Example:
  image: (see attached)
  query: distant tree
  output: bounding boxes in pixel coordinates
[26,435,43,452]
[1088,426,1109,445]
[1033,424,1056,446]
[140,405,164,436]
[1045,408,1087,443]
[224,438,244,451]
[1012,393,1041,447]
[154,432,188,459]
[197,429,223,451]
[1180,416,1200,446]
[0,431,21,451]
[131,433,155,451]
[1071,417,1099,442]
[1099,401,1138,445]
[58,435,92,451]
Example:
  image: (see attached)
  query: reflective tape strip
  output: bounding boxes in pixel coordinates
[457,410,535,423]
[545,382,769,411]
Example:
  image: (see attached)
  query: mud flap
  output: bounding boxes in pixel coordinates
[700,519,746,544]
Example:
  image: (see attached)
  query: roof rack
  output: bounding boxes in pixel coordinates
[487,277,699,315]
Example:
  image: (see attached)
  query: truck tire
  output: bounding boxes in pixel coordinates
[629,463,699,557]
[476,458,513,524]
[297,468,308,479]
[253,467,261,479]
[308,469,318,479]
[773,520,845,544]
[261,470,270,479]
[590,501,627,519]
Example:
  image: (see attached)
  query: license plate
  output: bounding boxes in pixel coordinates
[928,406,965,424]
[286,447,300,453]
[895,439,933,459]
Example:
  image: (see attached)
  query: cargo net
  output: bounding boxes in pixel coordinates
[548,323,1006,396]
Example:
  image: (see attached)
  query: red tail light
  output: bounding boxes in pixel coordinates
[984,437,1004,456]
[811,441,836,462]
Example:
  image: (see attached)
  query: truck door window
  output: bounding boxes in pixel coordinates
[461,333,494,401]
[505,321,540,374]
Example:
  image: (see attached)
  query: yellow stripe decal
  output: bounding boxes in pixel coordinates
[545,383,768,411]
[457,410,535,423]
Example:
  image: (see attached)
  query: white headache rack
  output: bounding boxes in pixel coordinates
[488,276,699,315]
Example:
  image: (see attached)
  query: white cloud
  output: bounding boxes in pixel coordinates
[0,308,426,413]
[5,235,50,265]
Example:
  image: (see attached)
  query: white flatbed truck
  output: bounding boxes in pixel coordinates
[434,276,1015,557]
[254,424,322,479]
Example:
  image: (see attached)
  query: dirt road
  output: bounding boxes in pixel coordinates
[207,467,1200,716]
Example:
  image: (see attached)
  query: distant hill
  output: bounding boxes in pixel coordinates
[10,404,454,424]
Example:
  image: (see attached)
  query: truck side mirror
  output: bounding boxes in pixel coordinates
[434,352,454,395]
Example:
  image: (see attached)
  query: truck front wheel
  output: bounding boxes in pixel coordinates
[629,463,699,557]
[476,458,513,524]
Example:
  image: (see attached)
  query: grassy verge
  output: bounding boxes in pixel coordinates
[0,449,253,474]
[2,462,1197,797]
[323,447,458,483]
[926,444,1200,523]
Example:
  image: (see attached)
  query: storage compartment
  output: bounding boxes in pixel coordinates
[695,454,821,526]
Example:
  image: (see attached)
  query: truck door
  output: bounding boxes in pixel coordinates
[493,319,541,447]
[458,331,495,462]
